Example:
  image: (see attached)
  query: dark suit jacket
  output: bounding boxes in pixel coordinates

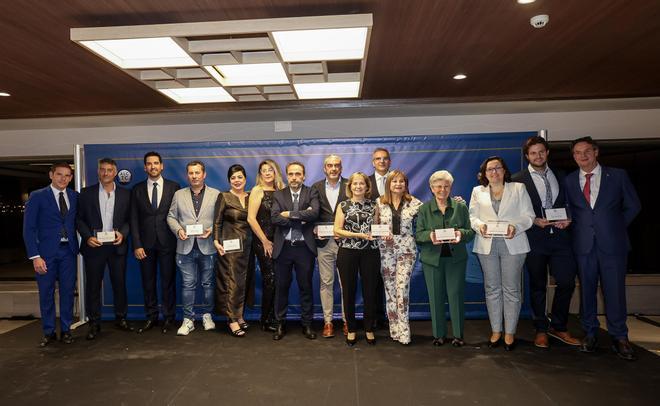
[23,186,79,258]
[368,173,384,198]
[271,185,320,258]
[512,166,571,253]
[311,177,348,247]
[562,166,641,256]
[130,178,180,250]
[77,183,131,256]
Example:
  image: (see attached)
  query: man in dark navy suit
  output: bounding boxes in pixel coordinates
[271,161,320,341]
[77,158,133,340]
[563,136,641,360]
[512,136,580,349]
[23,163,79,347]
[130,151,180,334]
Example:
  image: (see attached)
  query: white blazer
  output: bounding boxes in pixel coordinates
[469,182,535,255]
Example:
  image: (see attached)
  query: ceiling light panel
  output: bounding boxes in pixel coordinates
[213,63,289,86]
[294,81,360,99]
[80,37,196,69]
[273,27,368,62]
[71,14,372,103]
[158,87,235,104]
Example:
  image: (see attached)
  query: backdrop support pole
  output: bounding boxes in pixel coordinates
[70,144,87,330]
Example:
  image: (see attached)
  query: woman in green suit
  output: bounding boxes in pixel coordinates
[416,170,475,346]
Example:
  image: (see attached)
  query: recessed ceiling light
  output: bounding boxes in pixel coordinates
[453,74,467,80]
[294,81,360,99]
[273,27,368,62]
[517,0,536,4]
[211,63,289,86]
[0,92,10,96]
[157,86,235,104]
[80,37,197,69]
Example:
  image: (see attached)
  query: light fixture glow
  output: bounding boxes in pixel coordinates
[157,87,235,104]
[453,74,467,80]
[212,63,289,86]
[294,81,360,99]
[0,92,10,97]
[517,0,536,4]
[80,37,197,69]
[273,27,368,62]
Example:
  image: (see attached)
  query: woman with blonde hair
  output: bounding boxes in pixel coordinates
[247,159,285,332]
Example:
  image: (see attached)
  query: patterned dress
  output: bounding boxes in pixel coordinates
[377,196,423,344]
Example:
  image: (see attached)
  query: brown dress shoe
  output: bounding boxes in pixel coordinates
[322,322,335,338]
[342,322,348,336]
[548,328,581,346]
[534,332,549,348]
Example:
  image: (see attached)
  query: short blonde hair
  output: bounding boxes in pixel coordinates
[429,170,454,187]
[345,172,372,199]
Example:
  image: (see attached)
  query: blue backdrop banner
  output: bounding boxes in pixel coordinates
[83,131,535,321]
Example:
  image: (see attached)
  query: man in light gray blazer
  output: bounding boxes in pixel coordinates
[167,160,220,336]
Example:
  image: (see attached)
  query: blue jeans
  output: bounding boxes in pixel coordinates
[176,246,216,319]
[477,238,526,335]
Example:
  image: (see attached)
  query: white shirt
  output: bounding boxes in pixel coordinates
[50,184,70,211]
[528,164,559,208]
[147,176,164,208]
[325,179,340,211]
[579,164,602,209]
[98,183,116,232]
[375,172,389,196]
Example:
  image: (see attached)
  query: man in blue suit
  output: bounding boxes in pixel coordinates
[563,136,641,360]
[23,162,79,347]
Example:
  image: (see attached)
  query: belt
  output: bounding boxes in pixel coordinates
[60,240,69,245]
[285,240,306,247]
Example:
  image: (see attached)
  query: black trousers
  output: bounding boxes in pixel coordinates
[274,243,316,326]
[525,239,577,332]
[84,245,128,323]
[254,238,276,324]
[337,247,381,332]
[139,245,176,321]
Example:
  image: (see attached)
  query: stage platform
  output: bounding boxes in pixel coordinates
[0,319,657,405]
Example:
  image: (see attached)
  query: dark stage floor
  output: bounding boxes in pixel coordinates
[0,319,657,405]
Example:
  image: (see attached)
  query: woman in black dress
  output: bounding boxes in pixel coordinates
[213,164,255,337]
[247,159,285,332]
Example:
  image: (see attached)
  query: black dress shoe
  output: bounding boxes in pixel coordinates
[273,324,286,341]
[86,324,100,340]
[261,321,277,332]
[137,319,158,334]
[302,325,317,340]
[452,337,465,347]
[487,338,501,349]
[161,319,174,334]
[579,336,598,353]
[503,340,516,351]
[365,331,376,345]
[611,339,637,361]
[61,332,74,344]
[39,333,57,348]
[115,318,134,332]
[432,337,446,346]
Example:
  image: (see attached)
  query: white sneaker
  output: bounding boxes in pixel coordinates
[177,318,195,336]
[202,313,216,331]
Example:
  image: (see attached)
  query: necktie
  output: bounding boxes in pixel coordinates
[583,173,593,206]
[540,171,553,209]
[291,192,303,241]
[59,191,68,217]
[59,191,68,240]
[151,182,158,209]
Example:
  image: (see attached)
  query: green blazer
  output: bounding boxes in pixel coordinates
[416,197,475,266]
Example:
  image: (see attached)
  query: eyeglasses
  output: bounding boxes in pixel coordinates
[486,166,504,173]
[260,167,274,174]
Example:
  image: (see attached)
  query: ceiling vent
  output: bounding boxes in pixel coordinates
[530,14,549,28]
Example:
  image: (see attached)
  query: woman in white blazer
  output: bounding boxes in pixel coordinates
[469,156,535,351]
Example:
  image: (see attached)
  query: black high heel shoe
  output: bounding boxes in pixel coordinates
[239,321,249,330]
[451,337,465,347]
[432,337,446,346]
[504,340,516,351]
[346,332,357,347]
[365,331,376,345]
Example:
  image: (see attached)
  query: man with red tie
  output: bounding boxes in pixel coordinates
[563,137,641,360]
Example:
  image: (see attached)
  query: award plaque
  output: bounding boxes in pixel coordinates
[95,230,115,244]
[222,238,243,253]
[485,221,508,236]
[544,208,569,222]
[434,228,457,242]
[186,224,204,236]
[370,224,391,237]
[316,223,335,238]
